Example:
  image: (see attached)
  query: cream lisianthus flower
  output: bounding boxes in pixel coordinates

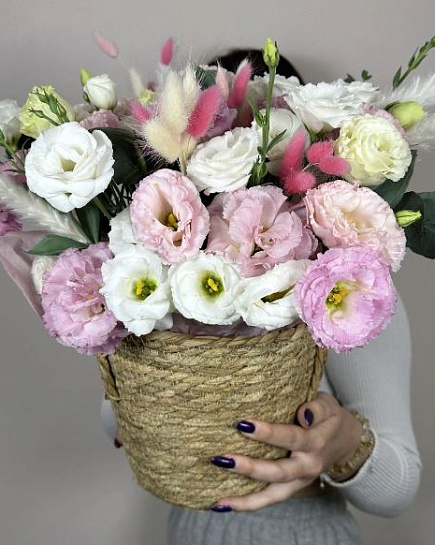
[235,260,310,330]
[335,114,412,186]
[100,246,173,336]
[83,74,117,110]
[169,253,241,325]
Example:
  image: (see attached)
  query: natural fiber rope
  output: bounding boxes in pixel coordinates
[98,323,326,509]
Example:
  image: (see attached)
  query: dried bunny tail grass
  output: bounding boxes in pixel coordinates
[378,73,435,109]
[0,174,88,242]
[142,119,182,163]
[182,65,200,116]
[129,67,145,97]
[407,113,435,150]
[161,71,189,134]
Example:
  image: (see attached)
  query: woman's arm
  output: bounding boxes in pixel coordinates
[321,295,422,517]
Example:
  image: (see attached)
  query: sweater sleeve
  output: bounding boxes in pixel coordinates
[320,295,422,517]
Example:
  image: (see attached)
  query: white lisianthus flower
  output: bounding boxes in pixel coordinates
[25,122,114,212]
[335,114,412,186]
[0,99,21,144]
[108,207,136,255]
[254,108,309,175]
[100,246,173,336]
[186,128,259,194]
[83,74,117,110]
[169,253,241,325]
[284,79,379,133]
[31,256,56,295]
[248,74,300,104]
[235,260,310,330]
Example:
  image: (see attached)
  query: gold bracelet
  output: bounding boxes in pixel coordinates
[325,411,376,482]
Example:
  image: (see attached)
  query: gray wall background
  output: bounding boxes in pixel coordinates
[0,1,434,543]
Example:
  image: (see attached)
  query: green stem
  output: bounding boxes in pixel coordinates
[93,196,111,220]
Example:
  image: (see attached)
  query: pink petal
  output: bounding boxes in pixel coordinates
[284,171,316,195]
[227,60,252,109]
[187,85,221,139]
[318,156,351,176]
[279,130,307,181]
[131,99,152,125]
[160,38,174,66]
[93,31,119,58]
[306,140,334,164]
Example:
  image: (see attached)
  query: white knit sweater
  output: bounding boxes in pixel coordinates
[100,295,421,517]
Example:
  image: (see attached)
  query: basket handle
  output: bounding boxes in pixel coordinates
[305,347,327,403]
[97,354,121,401]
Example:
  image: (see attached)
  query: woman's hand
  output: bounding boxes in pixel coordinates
[211,392,363,512]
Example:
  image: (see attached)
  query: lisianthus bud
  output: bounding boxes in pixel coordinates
[83,74,117,110]
[139,89,157,105]
[0,99,21,145]
[19,85,75,138]
[395,209,422,227]
[80,68,93,87]
[263,38,279,69]
[388,101,425,130]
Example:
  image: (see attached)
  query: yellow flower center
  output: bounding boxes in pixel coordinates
[166,212,179,231]
[326,282,350,312]
[201,272,224,298]
[132,277,157,301]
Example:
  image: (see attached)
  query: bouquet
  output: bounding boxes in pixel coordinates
[1,34,435,508]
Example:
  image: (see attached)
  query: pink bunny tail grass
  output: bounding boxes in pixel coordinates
[93,31,119,58]
[131,100,152,125]
[279,130,307,181]
[215,65,230,100]
[160,38,174,66]
[318,156,350,176]
[306,140,334,164]
[187,85,221,139]
[284,170,316,195]
[227,60,252,109]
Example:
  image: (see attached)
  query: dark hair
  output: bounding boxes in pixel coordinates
[208,48,304,83]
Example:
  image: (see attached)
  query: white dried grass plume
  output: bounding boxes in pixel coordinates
[129,67,145,97]
[143,119,181,162]
[378,73,435,109]
[407,113,435,150]
[161,71,189,134]
[182,65,200,116]
[0,174,87,242]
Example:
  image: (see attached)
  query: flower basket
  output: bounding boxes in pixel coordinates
[97,323,326,510]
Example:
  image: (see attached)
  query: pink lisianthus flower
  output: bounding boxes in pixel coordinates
[294,247,397,353]
[79,109,121,130]
[206,185,316,277]
[130,168,210,264]
[0,206,22,235]
[304,180,406,272]
[41,243,128,355]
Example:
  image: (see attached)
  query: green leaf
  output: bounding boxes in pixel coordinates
[267,129,287,153]
[361,69,372,81]
[373,151,417,208]
[195,67,217,89]
[344,74,355,83]
[28,235,88,256]
[76,201,101,243]
[395,191,435,258]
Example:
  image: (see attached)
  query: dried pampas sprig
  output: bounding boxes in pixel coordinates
[0,175,88,242]
[378,73,435,110]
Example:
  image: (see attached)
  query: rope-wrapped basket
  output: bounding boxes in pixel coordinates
[97,322,326,510]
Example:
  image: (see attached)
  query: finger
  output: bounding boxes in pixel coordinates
[296,392,340,429]
[235,419,311,452]
[211,453,305,483]
[214,479,311,512]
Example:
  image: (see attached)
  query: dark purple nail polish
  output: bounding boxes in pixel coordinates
[236,420,256,433]
[114,438,122,448]
[211,456,236,469]
[304,408,314,427]
[211,505,233,513]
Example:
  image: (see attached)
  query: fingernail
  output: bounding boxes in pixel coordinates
[236,420,256,433]
[211,456,236,469]
[114,438,122,448]
[211,505,233,513]
[304,408,314,427]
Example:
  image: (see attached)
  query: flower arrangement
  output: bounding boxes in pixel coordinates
[1,34,435,356]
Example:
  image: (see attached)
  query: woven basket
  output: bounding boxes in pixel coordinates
[97,323,326,510]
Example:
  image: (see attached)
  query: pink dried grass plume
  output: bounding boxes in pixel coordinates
[306,140,350,176]
[160,38,174,66]
[130,168,210,264]
[294,247,397,352]
[41,243,127,355]
[228,60,252,109]
[130,100,152,125]
[93,31,119,58]
[187,85,221,139]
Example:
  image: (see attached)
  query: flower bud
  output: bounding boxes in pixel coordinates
[80,68,93,87]
[395,209,422,228]
[263,38,279,69]
[388,101,425,130]
[19,86,75,139]
[0,99,21,145]
[83,74,117,110]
